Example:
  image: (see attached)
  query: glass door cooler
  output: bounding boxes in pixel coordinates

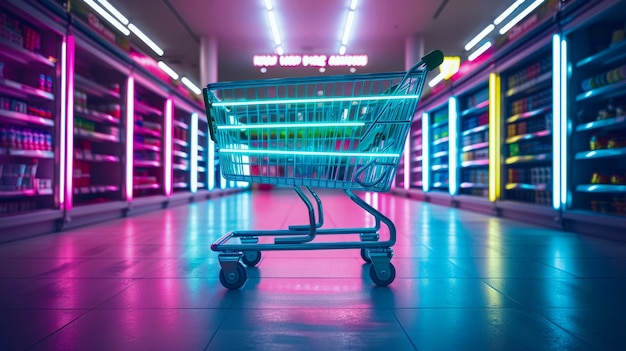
[457,84,490,198]
[196,110,209,194]
[0,1,63,225]
[408,114,424,192]
[500,48,554,207]
[132,75,168,199]
[172,101,191,194]
[561,0,626,231]
[422,98,452,204]
[70,33,129,209]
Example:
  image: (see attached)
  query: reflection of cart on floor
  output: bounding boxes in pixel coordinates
[203,50,443,289]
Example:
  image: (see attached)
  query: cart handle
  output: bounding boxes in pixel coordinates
[202,88,217,143]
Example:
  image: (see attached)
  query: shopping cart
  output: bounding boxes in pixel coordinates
[203,50,443,289]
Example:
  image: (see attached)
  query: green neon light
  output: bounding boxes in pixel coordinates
[212,94,420,107]
[220,148,399,158]
[217,122,365,130]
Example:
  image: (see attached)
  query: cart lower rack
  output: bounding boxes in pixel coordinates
[203,50,443,289]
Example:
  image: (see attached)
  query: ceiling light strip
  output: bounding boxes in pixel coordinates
[96,0,129,25]
[499,0,544,35]
[83,0,129,35]
[158,61,179,80]
[468,41,492,61]
[182,77,202,95]
[340,0,358,54]
[464,24,495,51]
[494,0,526,25]
[265,0,283,55]
[129,23,164,56]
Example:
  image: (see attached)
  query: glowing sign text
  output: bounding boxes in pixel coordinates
[253,54,368,68]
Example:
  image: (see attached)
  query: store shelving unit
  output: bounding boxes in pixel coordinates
[197,112,209,192]
[0,2,62,222]
[563,0,626,222]
[408,116,423,190]
[457,85,490,198]
[70,34,129,208]
[501,49,554,206]
[132,75,167,198]
[172,103,191,192]
[426,103,450,193]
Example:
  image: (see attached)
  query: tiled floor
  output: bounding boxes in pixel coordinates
[1,188,626,350]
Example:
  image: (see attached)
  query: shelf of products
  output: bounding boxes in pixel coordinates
[566,1,626,217]
[427,104,449,191]
[408,117,423,188]
[71,36,128,207]
[172,104,190,191]
[501,49,553,206]
[458,85,489,197]
[133,79,165,197]
[0,6,60,216]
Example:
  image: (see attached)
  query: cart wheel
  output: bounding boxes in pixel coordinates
[242,251,262,267]
[219,262,247,290]
[369,263,396,287]
[360,248,371,263]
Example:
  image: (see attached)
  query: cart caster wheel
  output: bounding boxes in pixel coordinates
[219,262,247,290]
[360,248,371,263]
[370,263,396,287]
[242,251,261,267]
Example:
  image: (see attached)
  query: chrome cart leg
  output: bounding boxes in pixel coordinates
[274,186,317,244]
[368,248,396,286]
[218,252,247,290]
[344,189,396,246]
[288,186,324,230]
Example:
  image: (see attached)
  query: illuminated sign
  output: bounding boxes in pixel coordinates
[253,54,368,67]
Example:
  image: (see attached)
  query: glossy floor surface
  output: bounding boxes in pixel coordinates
[1,189,626,350]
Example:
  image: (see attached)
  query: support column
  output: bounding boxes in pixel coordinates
[200,36,218,85]
[405,34,425,70]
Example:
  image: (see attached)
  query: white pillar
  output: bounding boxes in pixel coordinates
[405,34,425,70]
[200,36,218,85]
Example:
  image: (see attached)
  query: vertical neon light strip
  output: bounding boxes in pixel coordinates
[551,34,561,210]
[488,73,501,202]
[449,97,458,196]
[125,77,134,201]
[422,112,430,192]
[403,131,410,190]
[59,38,68,209]
[560,38,568,207]
[65,35,75,211]
[208,136,215,190]
[164,98,173,196]
[190,112,198,193]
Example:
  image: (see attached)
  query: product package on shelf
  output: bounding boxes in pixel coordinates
[565,1,626,217]
[502,49,553,206]
[172,106,191,191]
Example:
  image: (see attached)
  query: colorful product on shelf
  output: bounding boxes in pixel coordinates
[0,125,52,151]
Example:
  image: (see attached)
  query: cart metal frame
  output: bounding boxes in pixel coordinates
[203,50,443,289]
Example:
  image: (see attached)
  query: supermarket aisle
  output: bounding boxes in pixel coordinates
[1,189,626,350]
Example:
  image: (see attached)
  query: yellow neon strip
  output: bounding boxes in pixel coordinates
[489,73,501,202]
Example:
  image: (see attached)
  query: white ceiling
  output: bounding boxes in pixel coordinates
[111,0,512,85]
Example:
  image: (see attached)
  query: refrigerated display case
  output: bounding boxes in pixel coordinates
[70,33,129,208]
[132,74,168,198]
[408,114,423,190]
[500,47,554,207]
[196,111,209,193]
[457,84,490,198]
[0,0,65,236]
[172,101,191,193]
[426,102,451,193]
[561,0,626,235]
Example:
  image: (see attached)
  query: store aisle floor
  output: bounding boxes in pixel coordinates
[1,189,626,350]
